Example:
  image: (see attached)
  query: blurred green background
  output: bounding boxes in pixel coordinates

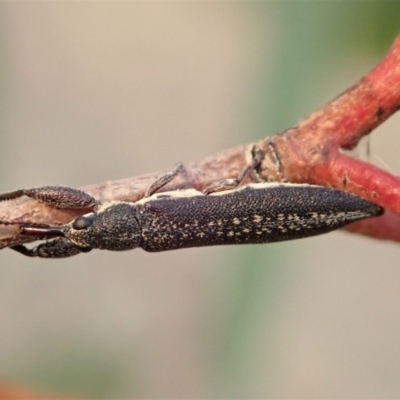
[0,2,400,398]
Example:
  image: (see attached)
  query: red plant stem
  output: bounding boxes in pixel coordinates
[344,210,400,242]
[314,152,400,209]
[256,35,400,206]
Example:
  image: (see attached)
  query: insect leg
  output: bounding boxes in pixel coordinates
[0,186,99,209]
[204,147,264,194]
[11,238,91,258]
[144,163,185,198]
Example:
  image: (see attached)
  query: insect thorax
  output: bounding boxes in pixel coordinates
[66,202,142,251]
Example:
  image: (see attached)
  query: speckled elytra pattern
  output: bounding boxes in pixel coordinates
[139,185,382,252]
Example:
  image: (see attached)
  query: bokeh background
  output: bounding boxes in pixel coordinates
[1,2,400,398]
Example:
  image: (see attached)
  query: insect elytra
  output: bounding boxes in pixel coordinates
[0,161,384,259]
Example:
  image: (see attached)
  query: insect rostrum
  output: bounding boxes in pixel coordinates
[0,179,383,259]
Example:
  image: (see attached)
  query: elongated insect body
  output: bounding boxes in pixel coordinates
[137,183,382,252]
[0,166,383,258]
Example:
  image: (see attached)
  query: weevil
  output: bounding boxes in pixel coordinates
[0,157,383,258]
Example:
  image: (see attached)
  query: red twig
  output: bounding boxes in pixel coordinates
[253,35,400,241]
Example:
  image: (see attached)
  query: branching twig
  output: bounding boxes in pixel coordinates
[1,35,400,249]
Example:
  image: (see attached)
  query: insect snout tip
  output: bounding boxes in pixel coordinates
[20,225,65,238]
